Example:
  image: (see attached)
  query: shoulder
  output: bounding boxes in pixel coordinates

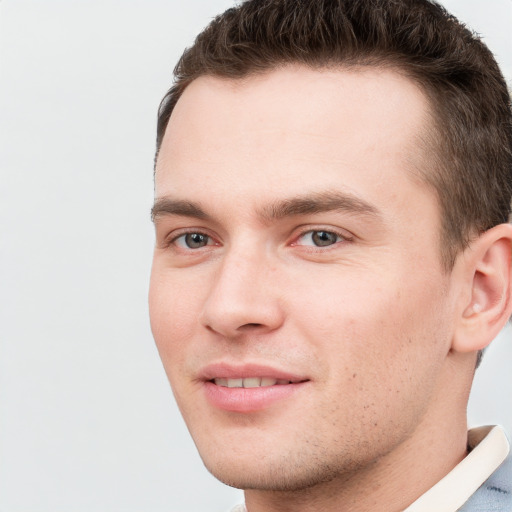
[458,451,512,511]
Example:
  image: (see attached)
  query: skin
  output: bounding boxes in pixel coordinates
[149,66,495,511]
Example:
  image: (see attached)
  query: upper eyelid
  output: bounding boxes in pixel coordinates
[292,230,343,247]
[162,226,217,240]
[173,230,218,246]
[297,229,343,238]
[292,225,354,240]
[154,227,220,250]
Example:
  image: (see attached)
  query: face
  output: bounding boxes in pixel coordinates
[149,66,460,491]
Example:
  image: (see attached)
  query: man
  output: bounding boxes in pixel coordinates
[149,0,512,510]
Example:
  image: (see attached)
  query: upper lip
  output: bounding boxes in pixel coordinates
[199,362,309,382]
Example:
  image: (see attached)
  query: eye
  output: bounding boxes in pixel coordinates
[296,230,344,247]
[174,232,213,249]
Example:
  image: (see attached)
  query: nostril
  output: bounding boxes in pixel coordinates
[241,323,263,329]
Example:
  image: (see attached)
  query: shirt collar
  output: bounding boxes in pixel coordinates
[404,425,510,512]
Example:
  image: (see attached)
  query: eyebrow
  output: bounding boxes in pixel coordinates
[151,199,209,222]
[259,191,381,222]
[151,191,381,223]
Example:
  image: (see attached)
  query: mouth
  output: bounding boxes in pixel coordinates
[200,364,309,412]
[211,377,302,388]
[200,363,310,413]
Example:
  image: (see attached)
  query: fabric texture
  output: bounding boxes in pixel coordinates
[458,451,512,511]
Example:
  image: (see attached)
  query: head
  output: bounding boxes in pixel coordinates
[149,0,512,502]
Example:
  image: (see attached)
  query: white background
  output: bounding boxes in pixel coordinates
[0,1,510,511]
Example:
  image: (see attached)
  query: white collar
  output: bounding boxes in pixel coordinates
[404,425,510,512]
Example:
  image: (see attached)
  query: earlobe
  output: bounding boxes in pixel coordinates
[453,223,512,353]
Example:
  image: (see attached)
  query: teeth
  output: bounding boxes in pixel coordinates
[227,378,243,388]
[213,377,289,388]
[243,377,261,388]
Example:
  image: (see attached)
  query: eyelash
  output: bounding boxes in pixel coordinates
[292,228,351,249]
[166,229,219,250]
[166,227,351,252]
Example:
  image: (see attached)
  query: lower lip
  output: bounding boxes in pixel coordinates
[203,381,306,412]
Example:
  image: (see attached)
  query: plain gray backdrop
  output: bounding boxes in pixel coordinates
[0,1,510,511]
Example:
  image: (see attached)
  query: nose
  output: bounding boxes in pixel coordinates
[200,246,285,339]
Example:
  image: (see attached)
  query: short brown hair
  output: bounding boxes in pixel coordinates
[156,0,512,269]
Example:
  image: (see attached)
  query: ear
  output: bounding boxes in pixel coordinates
[452,223,512,354]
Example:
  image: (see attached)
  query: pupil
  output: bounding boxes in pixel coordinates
[186,233,207,248]
[312,231,337,246]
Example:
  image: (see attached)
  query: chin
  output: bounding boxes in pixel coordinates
[199,447,359,492]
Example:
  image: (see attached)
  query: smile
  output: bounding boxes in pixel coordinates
[212,377,296,388]
[201,365,309,412]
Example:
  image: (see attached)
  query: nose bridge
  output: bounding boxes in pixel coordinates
[200,239,283,336]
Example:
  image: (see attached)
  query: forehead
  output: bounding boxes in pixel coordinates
[155,65,434,222]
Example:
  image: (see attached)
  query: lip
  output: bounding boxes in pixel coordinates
[199,362,308,382]
[199,362,309,413]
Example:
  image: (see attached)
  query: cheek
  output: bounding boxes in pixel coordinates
[148,269,200,368]
[290,265,451,392]
[288,279,450,451]
[149,272,206,421]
